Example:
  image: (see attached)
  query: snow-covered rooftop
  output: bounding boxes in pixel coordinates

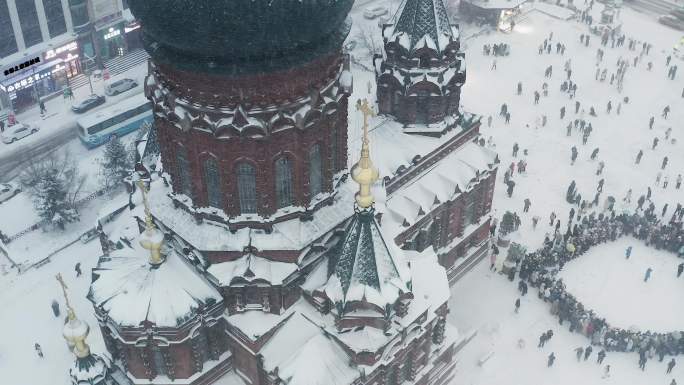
[323,209,412,311]
[260,312,359,385]
[147,176,356,253]
[389,0,456,53]
[207,253,298,286]
[88,216,222,328]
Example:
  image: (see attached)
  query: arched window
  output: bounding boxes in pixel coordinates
[176,146,193,197]
[237,162,257,214]
[203,157,222,208]
[275,157,293,208]
[152,345,167,377]
[309,144,322,198]
[416,89,429,124]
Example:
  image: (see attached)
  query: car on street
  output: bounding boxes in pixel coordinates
[1,122,39,144]
[71,94,106,114]
[363,6,388,20]
[659,15,684,31]
[0,181,21,204]
[105,78,139,96]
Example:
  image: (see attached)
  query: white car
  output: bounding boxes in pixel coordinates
[0,182,21,204]
[364,6,388,20]
[1,122,39,144]
[105,78,138,96]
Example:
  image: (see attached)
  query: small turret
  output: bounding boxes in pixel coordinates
[137,180,165,265]
[351,99,380,209]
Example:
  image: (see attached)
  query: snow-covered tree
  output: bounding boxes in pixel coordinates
[99,135,132,189]
[507,242,527,262]
[20,151,85,229]
[499,211,518,236]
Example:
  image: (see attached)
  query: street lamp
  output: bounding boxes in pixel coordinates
[84,69,94,94]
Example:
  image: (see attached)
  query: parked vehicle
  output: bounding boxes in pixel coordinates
[77,93,153,149]
[363,6,388,19]
[659,15,684,31]
[0,182,21,204]
[1,122,39,144]
[71,94,106,114]
[105,78,138,96]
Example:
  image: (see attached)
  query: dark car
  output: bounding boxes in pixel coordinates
[659,15,684,31]
[71,94,106,113]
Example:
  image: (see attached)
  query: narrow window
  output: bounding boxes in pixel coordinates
[309,144,322,198]
[203,157,222,208]
[176,146,193,198]
[237,162,257,214]
[275,157,294,208]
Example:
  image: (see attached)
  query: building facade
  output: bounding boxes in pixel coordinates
[83,0,498,384]
[0,0,140,112]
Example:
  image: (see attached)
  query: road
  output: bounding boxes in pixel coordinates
[0,123,77,182]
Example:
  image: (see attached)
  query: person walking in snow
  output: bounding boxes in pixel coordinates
[35,343,43,358]
[575,347,584,361]
[571,146,578,165]
[590,148,599,161]
[676,174,682,189]
[523,198,531,213]
[625,246,632,259]
[663,176,669,189]
[515,298,521,313]
[678,263,683,278]
[652,137,659,150]
[636,150,643,164]
[597,349,606,364]
[670,379,677,385]
[517,82,523,95]
[667,358,676,374]
[662,105,670,119]
[596,161,605,175]
[549,212,556,226]
[532,215,540,230]
[75,262,82,277]
[644,267,653,282]
[602,365,611,379]
[51,300,60,317]
[584,346,593,361]
[662,156,668,170]
[491,59,497,70]
[513,142,519,157]
[548,352,556,367]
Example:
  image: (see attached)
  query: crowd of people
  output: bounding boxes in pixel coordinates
[508,211,684,365]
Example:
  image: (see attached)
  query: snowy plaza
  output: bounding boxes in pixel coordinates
[0,0,683,385]
[559,237,684,332]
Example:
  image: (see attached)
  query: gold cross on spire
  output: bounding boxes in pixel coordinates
[351,99,380,209]
[137,179,154,232]
[56,273,76,321]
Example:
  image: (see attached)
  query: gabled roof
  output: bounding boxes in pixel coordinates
[324,209,411,311]
[391,0,454,53]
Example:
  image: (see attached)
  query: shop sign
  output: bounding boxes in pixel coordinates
[3,57,41,77]
[104,27,121,40]
[44,42,79,61]
[4,69,54,93]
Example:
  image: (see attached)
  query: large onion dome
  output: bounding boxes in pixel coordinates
[128,0,354,74]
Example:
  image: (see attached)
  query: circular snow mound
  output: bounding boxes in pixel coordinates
[559,237,684,332]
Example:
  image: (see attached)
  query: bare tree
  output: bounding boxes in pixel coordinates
[357,26,382,59]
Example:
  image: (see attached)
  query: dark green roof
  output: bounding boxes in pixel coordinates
[393,0,453,52]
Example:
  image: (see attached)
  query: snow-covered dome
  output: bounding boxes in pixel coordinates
[89,221,223,327]
[69,353,110,385]
[129,0,354,74]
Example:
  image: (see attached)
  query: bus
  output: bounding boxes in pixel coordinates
[77,93,153,149]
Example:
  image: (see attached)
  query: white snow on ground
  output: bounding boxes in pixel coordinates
[0,2,683,385]
[559,236,684,332]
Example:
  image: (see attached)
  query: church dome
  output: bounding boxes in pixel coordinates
[129,0,354,74]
